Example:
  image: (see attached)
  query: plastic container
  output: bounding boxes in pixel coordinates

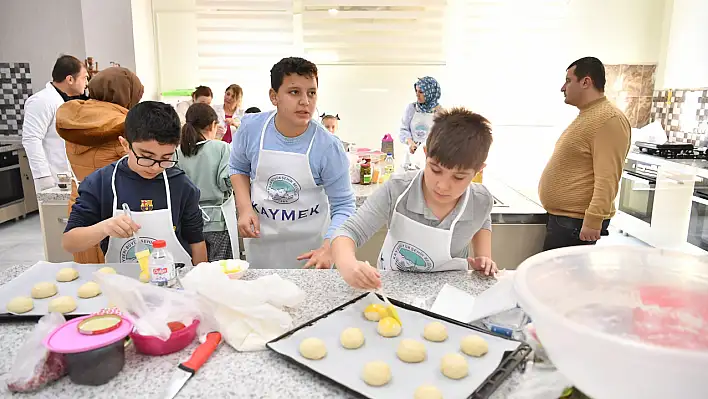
[149,239,177,287]
[130,319,199,356]
[360,157,372,185]
[514,246,708,399]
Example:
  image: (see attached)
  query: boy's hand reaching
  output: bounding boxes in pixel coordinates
[238,209,260,238]
[100,215,140,239]
[467,256,498,276]
[299,242,333,269]
[338,260,381,290]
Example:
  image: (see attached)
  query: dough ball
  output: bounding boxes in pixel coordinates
[396,339,426,363]
[423,321,448,342]
[461,335,489,357]
[77,281,101,299]
[48,296,77,314]
[6,296,34,314]
[139,271,150,283]
[299,338,327,360]
[56,267,79,282]
[361,361,391,387]
[363,303,388,321]
[377,316,402,338]
[441,353,468,380]
[340,327,365,349]
[414,385,443,399]
[31,282,58,299]
[98,267,117,275]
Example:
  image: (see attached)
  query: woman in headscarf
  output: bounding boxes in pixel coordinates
[399,76,442,169]
[213,84,244,144]
[56,67,144,264]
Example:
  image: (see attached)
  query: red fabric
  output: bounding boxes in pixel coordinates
[222,114,232,144]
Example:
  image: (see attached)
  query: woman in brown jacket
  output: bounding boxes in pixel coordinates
[56,67,144,263]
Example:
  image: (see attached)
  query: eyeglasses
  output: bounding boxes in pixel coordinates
[130,145,178,169]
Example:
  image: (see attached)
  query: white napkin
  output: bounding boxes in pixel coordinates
[181,263,305,351]
[632,121,667,145]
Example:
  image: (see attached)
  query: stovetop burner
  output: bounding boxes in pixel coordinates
[635,141,707,160]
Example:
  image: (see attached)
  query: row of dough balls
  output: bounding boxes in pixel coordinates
[5,267,116,314]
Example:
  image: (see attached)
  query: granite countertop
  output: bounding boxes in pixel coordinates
[0,266,527,398]
[37,186,72,203]
[0,143,23,152]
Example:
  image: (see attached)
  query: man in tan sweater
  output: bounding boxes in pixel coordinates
[539,57,631,251]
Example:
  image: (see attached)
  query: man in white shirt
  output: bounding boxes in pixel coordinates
[22,55,88,192]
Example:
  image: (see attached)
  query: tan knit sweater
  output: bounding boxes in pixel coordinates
[538,97,631,230]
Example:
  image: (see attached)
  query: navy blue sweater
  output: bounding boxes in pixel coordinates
[65,158,204,255]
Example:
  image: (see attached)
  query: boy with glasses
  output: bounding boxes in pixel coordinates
[63,102,207,265]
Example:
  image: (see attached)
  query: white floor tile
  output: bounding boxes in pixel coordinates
[0,212,44,272]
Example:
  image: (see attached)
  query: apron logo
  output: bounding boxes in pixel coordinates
[140,199,153,211]
[391,241,434,272]
[266,174,301,204]
[119,237,155,262]
[252,202,320,222]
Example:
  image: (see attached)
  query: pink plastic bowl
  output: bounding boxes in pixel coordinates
[130,319,199,356]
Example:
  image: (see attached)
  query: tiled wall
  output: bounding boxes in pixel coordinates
[650,89,708,145]
[0,62,32,136]
[604,64,656,129]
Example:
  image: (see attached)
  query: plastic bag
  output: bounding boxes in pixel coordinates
[7,312,67,392]
[94,271,209,340]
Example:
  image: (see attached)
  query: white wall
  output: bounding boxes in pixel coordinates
[660,0,708,88]
[0,0,86,91]
[131,0,159,100]
[81,0,136,72]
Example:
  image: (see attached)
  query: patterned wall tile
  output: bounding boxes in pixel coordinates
[652,87,708,145]
[0,62,32,136]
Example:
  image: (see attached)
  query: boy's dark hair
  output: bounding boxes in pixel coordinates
[181,103,219,157]
[125,101,181,145]
[51,55,84,82]
[270,57,318,92]
[567,57,605,92]
[245,106,261,113]
[192,85,213,100]
[426,107,492,171]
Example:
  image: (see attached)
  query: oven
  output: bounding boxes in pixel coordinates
[0,147,24,208]
[687,176,708,251]
[618,159,657,224]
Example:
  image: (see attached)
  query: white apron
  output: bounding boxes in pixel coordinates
[104,157,193,265]
[404,110,435,168]
[378,170,469,272]
[244,111,329,269]
[200,194,240,259]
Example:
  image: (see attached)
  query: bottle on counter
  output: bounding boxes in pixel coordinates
[383,153,394,182]
[360,156,372,185]
[149,240,177,287]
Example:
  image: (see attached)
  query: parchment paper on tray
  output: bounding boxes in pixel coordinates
[268,293,521,399]
[0,261,141,318]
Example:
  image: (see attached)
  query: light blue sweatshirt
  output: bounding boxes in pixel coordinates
[228,112,355,239]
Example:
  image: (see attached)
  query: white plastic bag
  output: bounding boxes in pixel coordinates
[7,312,67,392]
[93,272,210,340]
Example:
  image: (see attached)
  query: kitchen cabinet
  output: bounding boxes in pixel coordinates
[19,149,38,213]
[38,200,73,263]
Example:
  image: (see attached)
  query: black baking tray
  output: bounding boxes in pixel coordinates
[266,293,532,399]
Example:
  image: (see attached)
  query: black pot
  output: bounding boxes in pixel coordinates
[65,339,127,386]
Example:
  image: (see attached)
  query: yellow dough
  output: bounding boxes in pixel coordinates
[414,385,443,399]
[48,296,77,314]
[139,271,150,283]
[423,321,448,342]
[363,303,388,321]
[340,327,365,349]
[31,282,58,299]
[98,267,117,275]
[56,267,79,282]
[361,361,391,386]
[377,316,402,338]
[299,338,327,360]
[461,335,489,357]
[77,282,101,299]
[6,296,34,314]
[396,339,426,363]
[441,353,468,380]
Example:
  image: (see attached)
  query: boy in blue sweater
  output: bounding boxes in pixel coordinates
[63,101,207,265]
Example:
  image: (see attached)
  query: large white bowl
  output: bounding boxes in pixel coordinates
[514,246,708,399]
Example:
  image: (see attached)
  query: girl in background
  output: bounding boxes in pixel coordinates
[213,84,244,144]
[320,113,340,134]
[176,86,213,125]
[177,103,237,261]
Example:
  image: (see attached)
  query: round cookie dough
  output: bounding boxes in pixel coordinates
[6,296,34,314]
[396,339,426,363]
[77,281,102,299]
[377,316,402,338]
[98,266,117,275]
[56,267,79,282]
[139,271,150,283]
[299,338,327,360]
[363,303,388,321]
[48,296,77,314]
[362,361,391,387]
[340,327,365,349]
[423,321,448,342]
[461,335,489,357]
[414,385,443,399]
[441,353,468,380]
[31,282,58,299]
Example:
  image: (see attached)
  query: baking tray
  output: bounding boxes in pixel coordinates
[0,261,141,321]
[267,293,531,399]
